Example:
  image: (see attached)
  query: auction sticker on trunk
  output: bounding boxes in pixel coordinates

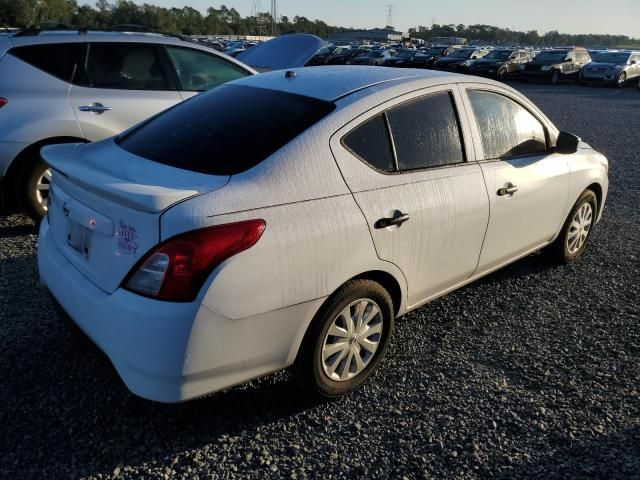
[67,219,92,258]
[116,221,139,256]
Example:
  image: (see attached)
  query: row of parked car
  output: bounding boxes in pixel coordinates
[308,43,640,87]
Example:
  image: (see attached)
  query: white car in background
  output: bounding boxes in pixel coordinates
[38,67,608,402]
[0,28,322,217]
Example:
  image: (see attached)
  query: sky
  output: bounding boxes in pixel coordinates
[91,0,640,38]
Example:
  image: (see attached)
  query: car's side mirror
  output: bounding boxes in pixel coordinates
[631,60,638,65]
[563,58,572,63]
[555,131,580,154]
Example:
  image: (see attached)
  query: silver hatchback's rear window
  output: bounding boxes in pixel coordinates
[118,84,336,175]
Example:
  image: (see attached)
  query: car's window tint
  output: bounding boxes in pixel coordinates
[10,43,84,83]
[468,90,547,160]
[387,92,465,171]
[343,114,395,172]
[83,43,168,90]
[165,46,248,92]
[118,85,335,175]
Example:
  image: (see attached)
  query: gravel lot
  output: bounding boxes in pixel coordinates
[1,82,639,480]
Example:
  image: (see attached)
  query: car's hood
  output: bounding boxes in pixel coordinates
[236,34,325,72]
[473,59,503,66]
[588,62,623,68]
[530,60,562,66]
[437,57,467,64]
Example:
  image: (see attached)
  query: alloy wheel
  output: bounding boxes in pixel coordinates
[566,202,593,254]
[321,298,383,382]
[35,168,52,212]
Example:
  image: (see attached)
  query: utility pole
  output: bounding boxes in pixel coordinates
[271,0,278,36]
[386,5,394,29]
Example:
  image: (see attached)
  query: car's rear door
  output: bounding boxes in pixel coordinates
[69,42,182,141]
[331,86,489,308]
[458,83,570,273]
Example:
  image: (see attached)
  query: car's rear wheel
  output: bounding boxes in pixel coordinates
[547,189,598,264]
[295,279,394,398]
[24,158,51,220]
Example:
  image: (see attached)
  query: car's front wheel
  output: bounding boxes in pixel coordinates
[548,189,598,263]
[295,279,394,398]
[497,67,508,81]
[616,72,627,88]
[551,70,561,85]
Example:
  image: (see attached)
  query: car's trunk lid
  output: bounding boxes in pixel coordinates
[42,141,229,293]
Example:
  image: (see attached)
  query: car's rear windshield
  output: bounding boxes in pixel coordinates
[118,84,335,175]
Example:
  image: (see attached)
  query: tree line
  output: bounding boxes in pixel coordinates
[1,0,638,47]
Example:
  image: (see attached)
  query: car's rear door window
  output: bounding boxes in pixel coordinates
[81,43,169,90]
[386,92,465,171]
[118,84,336,175]
[343,114,395,172]
[467,90,547,160]
[165,46,249,92]
[10,43,85,83]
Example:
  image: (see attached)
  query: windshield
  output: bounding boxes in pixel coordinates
[592,52,631,63]
[118,85,336,176]
[451,49,474,58]
[397,51,414,58]
[484,50,513,60]
[535,51,568,62]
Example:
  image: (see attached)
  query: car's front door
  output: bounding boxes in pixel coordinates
[459,85,570,273]
[331,86,490,308]
[69,42,182,141]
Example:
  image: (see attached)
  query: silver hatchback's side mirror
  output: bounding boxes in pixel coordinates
[556,131,581,154]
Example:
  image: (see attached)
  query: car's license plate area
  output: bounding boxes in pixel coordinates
[67,219,92,258]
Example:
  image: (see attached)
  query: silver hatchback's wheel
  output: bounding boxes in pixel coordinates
[35,168,52,212]
[321,298,383,382]
[566,202,593,254]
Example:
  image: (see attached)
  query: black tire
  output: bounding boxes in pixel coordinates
[551,70,560,85]
[497,67,508,81]
[616,72,626,88]
[24,157,50,220]
[294,279,395,398]
[547,189,598,264]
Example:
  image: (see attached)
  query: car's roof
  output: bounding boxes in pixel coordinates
[9,31,199,48]
[230,66,468,102]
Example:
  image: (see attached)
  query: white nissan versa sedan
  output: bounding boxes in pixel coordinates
[38,67,609,402]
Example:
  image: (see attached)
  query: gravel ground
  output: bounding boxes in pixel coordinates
[1,83,639,480]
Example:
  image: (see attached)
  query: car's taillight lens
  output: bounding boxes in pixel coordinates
[124,219,266,302]
[0,98,7,108]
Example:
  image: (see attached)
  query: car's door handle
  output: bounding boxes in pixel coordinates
[375,211,410,229]
[79,103,112,114]
[497,184,519,196]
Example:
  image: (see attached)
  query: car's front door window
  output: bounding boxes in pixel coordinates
[165,46,249,92]
[467,90,547,160]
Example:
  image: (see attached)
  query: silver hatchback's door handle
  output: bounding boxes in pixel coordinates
[79,103,112,114]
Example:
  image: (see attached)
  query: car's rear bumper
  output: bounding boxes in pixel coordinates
[38,217,324,402]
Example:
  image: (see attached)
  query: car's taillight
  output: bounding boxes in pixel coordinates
[0,98,7,108]
[124,220,266,302]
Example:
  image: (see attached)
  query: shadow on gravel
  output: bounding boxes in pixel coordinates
[501,426,640,479]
